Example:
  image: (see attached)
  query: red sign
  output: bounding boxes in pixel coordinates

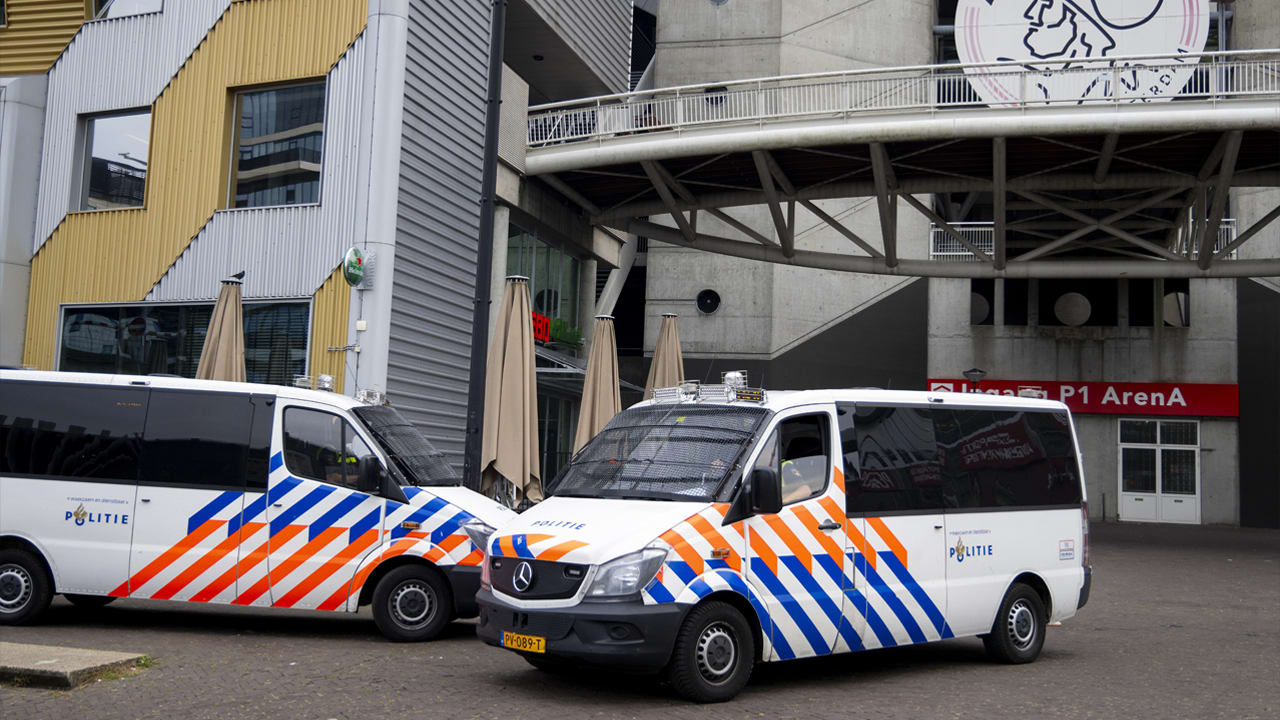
[927,379,1239,418]
[531,312,551,343]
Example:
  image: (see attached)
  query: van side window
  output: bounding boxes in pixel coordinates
[935,409,1082,509]
[140,390,254,489]
[0,381,145,482]
[846,404,947,514]
[283,408,370,490]
[756,414,829,505]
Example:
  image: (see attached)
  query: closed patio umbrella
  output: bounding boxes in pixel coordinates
[643,312,684,400]
[195,273,246,382]
[573,315,621,453]
[481,276,542,507]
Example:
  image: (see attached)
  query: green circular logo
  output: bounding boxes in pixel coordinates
[343,247,364,287]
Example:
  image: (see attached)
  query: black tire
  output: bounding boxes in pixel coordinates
[983,582,1047,664]
[64,593,117,608]
[666,600,754,703]
[0,549,53,625]
[371,565,452,642]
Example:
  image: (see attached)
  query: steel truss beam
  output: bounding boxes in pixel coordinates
[617,218,1280,279]
[1198,131,1243,269]
[751,150,794,257]
[869,143,899,267]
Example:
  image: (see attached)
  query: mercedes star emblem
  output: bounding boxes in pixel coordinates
[513,561,534,593]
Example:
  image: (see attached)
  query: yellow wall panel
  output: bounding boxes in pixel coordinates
[309,267,350,395]
[23,0,367,369]
[0,0,87,75]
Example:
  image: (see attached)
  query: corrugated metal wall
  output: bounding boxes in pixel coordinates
[0,0,86,75]
[525,0,631,94]
[385,0,489,465]
[310,267,352,395]
[149,32,372,303]
[32,1,233,248]
[23,0,368,369]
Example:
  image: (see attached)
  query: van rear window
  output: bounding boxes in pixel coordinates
[841,403,1082,514]
[0,380,145,482]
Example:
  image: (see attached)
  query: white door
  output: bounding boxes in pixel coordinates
[744,406,846,660]
[1118,419,1200,524]
[839,402,950,650]
[124,389,258,602]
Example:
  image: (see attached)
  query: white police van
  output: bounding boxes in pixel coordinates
[469,377,1091,701]
[0,370,514,640]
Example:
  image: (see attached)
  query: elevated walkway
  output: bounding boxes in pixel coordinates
[524,51,1280,279]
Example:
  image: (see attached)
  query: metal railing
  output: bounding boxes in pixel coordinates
[528,50,1280,148]
[930,220,1239,262]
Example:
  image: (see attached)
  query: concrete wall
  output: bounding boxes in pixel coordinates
[0,75,45,367]
[646,0,934,364]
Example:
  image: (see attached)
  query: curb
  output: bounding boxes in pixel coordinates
[0,642,149,689]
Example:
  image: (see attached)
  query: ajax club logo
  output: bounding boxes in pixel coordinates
[950,537,995,563]
[956,0,1210,107]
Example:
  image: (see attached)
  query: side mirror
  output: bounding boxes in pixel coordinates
[750,467,782,515]
[356,456,383,493]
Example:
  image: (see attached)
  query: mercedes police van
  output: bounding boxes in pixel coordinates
[0,370,514,641]
[469,376,1091,702]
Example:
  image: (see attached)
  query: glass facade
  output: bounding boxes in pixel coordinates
[83,111,150,210]
[94,0,163,19]
[59,302,309,385]
[507,224,581,348]
[233,83,325,208]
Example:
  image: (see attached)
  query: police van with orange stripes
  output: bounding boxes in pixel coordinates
[0,370,513,640]
[470,375,1091,702]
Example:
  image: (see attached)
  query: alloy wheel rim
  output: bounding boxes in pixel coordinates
[695,621,737,684]
[0,564,33,614]
[1007,598,1036,650]
[391,580,434,629]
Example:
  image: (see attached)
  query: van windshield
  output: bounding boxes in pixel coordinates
[548,404,770,502]
[352,405,459,487]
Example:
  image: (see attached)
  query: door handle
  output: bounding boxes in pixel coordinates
[817,520,841,532]
[934,524,943,530]
[272,503,283,508]
[140,498,151,503]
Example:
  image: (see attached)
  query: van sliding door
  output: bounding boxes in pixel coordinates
[843,403,953,650]
[123,390,254,603]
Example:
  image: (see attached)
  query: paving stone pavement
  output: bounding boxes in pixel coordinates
[1,521,1277,719]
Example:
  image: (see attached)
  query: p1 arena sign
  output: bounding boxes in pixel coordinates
[956,0,1211,107]
[928,379,1239,417]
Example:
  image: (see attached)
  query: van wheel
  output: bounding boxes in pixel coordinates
[667,601,754,703]
[983,583,1047,664]
[372,565,452,642]
[64,594,117,608]
[0,549,53,625]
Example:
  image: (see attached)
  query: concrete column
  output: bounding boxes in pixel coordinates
[352,0,409,397]
[994,279,1005,328]
[578,256,598,352]
[487,204,511,343]
[0,76,48,367]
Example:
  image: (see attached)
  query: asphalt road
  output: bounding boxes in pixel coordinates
[3,522,1278,720]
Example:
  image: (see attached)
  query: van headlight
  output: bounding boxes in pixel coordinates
[586,546,668,598]
[463,521,496,589]
[463,520,496,552]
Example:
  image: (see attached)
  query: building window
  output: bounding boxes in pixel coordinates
[94,0,163,20]
[507,224,582,352]
[231,82,326,208]
[1,2,7,27]
[59,302,309,385]
[82,111,150,210]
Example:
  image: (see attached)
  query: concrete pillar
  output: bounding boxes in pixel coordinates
[487,204,511,343]
[578,256,597,352]
[0,75,48,367]
[352,0,409,397]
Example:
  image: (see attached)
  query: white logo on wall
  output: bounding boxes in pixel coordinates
[956,0,1210,107]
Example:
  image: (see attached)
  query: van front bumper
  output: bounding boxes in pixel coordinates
[476,589,687,671]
